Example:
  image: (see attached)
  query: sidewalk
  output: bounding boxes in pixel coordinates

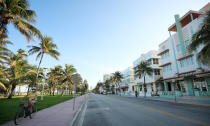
[1,95,86,126]
[121,95,210,107]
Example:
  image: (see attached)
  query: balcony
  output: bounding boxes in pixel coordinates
[168,10,203,32]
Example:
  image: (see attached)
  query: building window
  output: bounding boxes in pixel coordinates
[153,59,159,64]
[163,64,172,72]
[161,51,170,60]
[154,69,160,75]
[179,56,194,67]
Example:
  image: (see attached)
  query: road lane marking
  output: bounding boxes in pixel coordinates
[106,96,210,126]
[77,99,87,126]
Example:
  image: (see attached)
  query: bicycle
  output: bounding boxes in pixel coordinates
[14,99,37,125]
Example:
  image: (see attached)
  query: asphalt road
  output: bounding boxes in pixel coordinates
[78,94,210,126]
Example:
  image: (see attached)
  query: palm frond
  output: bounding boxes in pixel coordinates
[0,81,6,90]
[198,43,210,66]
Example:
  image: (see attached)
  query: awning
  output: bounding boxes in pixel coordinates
[115,86,128,89]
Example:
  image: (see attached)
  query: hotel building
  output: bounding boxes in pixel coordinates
[158,3,210,98]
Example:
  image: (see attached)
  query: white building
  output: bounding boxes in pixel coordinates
[133,50,162,96]
[117,67,135,95]
[158,3,210,98]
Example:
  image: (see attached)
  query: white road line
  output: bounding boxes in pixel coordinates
[77,97,88,126]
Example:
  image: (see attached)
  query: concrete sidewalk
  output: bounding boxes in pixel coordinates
[121,95,210,107]
[1,95,86,126]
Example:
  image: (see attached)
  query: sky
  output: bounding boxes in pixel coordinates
[7,0,208,89]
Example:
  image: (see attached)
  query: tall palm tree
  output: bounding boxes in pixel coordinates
[0,0,42,41]
[112,71,123,96]
[134,61,153,98]
[28,35,60,85]
[60,64,76,96]
[189,11,210,66]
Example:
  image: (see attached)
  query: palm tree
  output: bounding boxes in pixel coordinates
[60,64,77,96]
[188,11,210,66]
[28,35,60,85]
[6,49,31,99]
[112,71,123,96]
[134,61,153,98]
[0,0,42,41]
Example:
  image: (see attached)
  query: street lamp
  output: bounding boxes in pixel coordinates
[41,68,48,101]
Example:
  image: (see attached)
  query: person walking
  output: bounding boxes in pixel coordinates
[135,90,138,98]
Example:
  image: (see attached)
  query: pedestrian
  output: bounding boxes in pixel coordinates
[135,91,138,98]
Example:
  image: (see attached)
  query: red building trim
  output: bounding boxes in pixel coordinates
[157,49,169,56]
[159,62,171,67]
[177,54,194,61]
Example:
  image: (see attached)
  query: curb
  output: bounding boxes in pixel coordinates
[114,94,210,108]
[69,96,87,126]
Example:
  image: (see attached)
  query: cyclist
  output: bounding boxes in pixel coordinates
[24,87,38,114]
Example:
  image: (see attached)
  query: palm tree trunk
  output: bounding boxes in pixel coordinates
[61,88,64,96]
[36,53,44,86]
[27,84,30,95]
[49,87,51,95]
[8,84,16,99]
[118,83,121,96]
[53,87,55,96]
[69,86,71,95]
[6,87,11,97]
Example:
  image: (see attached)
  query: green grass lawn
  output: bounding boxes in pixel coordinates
[0,95,74,125]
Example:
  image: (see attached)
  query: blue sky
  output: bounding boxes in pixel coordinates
[7,0,208,89]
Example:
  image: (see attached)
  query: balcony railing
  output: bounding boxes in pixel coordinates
[195,91,210,96]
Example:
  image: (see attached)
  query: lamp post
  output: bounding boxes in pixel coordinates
[41,68,48,101]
